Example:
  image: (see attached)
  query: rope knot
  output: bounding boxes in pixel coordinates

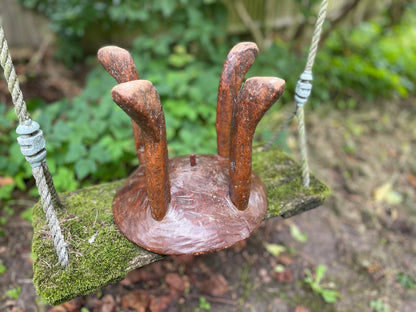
[294,70,313,107]
[16,119,47,168]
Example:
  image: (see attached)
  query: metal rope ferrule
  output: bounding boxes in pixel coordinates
[294,70,313,107]
[16,119,47,168]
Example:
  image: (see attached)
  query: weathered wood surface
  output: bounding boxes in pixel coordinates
[32,148,330,306]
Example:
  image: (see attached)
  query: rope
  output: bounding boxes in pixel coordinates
[33,165,68,265]
[0,22,68,266]
[296,107,309,187]
[263,0,328,188]
[294,0,328,187]
[305,0,328,72]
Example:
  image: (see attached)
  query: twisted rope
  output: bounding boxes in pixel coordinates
[296,107,309,187]
[0,22,68,266]
[33,166,68,265]
[295,0,329,187]
[305,0,328,71]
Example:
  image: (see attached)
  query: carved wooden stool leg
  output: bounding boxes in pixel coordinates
[112,80,171,220]
[106,42,285,255]
[97,46,145,164]
[216,42,258,158]
[229,77,285,210]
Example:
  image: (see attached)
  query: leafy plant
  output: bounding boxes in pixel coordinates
[396,272,416,289]
[313,5,416,106]
[6,286,21,299]
[369,299,390,312]
[290,223,308,243]
[195,297,211,311]
[304,265,340,303]
[264,243,286,257]
[0,259,7,275]
[20,207,32,223]
[18,0,228,65]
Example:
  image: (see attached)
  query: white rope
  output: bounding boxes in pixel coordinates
[305,0,329,71]
[0,22,68,266]
[294,0,329,187]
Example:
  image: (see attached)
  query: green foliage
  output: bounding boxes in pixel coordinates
[264,243,286,257]
[18,0,227,65]
[396,272,416,289]
[20,207,33,223]
[0,69,138,199]
[304,265,340,304]
[0,259,7,276]
[289,223,308,243]
[0,264,7,275]
[314,5,416,105]
[2,1,413,200]
[6,286,21,299]
[369,299,390,312]
[195,297,211,311]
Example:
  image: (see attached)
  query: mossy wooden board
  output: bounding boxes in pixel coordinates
[32,148,330,306]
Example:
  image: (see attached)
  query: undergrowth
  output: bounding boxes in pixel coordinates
[1,4,415,202]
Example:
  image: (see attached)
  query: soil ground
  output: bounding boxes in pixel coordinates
[1,50,415,312]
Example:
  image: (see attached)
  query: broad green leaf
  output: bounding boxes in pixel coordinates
[321,289,340,303]
[315,264,328,285]
[290,224,308,243]
[264,243,286,258]
[75,159,97,180]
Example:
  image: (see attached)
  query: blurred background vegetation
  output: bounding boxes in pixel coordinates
[0,0,415,202]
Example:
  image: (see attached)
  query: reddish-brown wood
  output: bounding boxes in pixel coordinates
[112,80,171,221]
[216,42,258,158]
[229,77,285,210]
[102,42,286,255]
[97,46,145,164]
[112,155,267,255]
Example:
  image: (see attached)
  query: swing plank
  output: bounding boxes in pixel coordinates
[32,147,330,306]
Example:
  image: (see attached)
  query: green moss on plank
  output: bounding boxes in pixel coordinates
[32,148,329,306]
[32,181,163,305]
[252,147,331,218]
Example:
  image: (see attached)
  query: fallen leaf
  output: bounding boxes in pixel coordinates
[0,177,14,186]
[290,224,308,243]
[374,183,403,205]
[407,172,416,188]
[264,243,286,258]
[165,272,186,294]
[374,183,392,202]
[272,269,293,283]
[121,289,150,312]
[195,273,228,297]
[278,254,293,266]
[47,306,66,312]
[98,294,116,312]
[63,297,84,312]
[273,265,285,273]
[148,295,172,312]
[295,305,311,312]
[385,190,403,205]
[366,264,385,281]
[121,267,162,286]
